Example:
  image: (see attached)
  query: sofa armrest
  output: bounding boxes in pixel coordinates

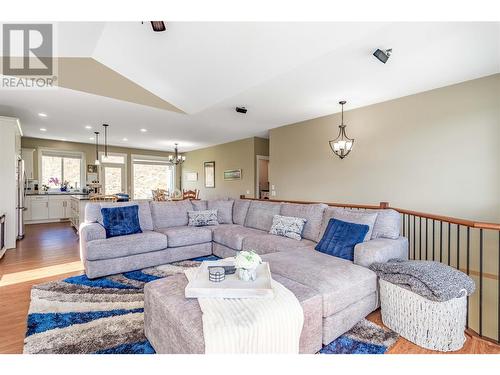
[353,237,408,268]
[79,222,106,243]
[79,222,106,263]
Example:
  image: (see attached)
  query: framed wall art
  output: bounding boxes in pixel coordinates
[185,172,198,182]
[223,169,242,181]
[204,161,215,188]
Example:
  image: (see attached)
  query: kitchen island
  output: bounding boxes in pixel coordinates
[69,195,90,230]
[25,192,89,228]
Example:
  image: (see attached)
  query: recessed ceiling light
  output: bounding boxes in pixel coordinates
[38,113,48,118]
[89,137,94,140]
[122,138,128,141]
[85,125,92,129]
[140,128,147,133]
[40,128,47,131]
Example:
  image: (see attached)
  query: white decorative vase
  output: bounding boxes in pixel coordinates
[237,267,257,282]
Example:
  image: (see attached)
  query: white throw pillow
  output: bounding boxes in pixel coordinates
[269,214,307,241]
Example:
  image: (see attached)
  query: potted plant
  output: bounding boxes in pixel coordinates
[234,250,262,281]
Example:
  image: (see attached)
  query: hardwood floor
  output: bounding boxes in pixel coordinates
[0,222,499,354]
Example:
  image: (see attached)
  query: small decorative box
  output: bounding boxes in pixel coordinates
[208,266,225,282]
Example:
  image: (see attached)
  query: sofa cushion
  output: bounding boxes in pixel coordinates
[85,201,154,231]
[213,225,265,251]
[262,248,377,318]
[315,219,369,261]
[187,209,218,227]
[242,234,315,255]
[370,209,401,240]
[150,200,193,229]
[207,200,234,224]
[86,231,168,261]
[191,200,208,211]
[101,205,142,238]
[206,223,240,233]
[269,214,307,241]
[233,199,251,225]
[280,203,327,242]
[327,208,401,240]
[156,226,212,248]
[244,201,281,231]
[319,207,377,242]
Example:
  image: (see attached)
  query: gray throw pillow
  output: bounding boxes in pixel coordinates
[370,209,401,239]
[269,214,307,241]
[188,209,218,227]
[207,200,234,224]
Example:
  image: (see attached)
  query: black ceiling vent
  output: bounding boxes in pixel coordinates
[235,106,247,114]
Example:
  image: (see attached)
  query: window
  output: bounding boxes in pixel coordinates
[39,149,84,189]
[132,155,175,199]
[99,152,127,195]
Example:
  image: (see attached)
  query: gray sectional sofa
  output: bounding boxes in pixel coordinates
[79,198,408,345]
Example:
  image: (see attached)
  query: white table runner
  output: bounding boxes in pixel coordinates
[184,266,304,353]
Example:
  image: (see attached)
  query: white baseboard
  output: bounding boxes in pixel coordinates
[26,219,70,225]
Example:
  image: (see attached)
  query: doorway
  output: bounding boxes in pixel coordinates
[255,155,270,199]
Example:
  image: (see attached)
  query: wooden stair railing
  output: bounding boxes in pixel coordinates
[240,195,500,344]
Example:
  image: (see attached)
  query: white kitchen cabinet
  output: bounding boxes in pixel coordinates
[30,196,49,220]
[24,199,32,221]
[21,148,35,180]
[70,196,88,230]
[48,197,66,219]
[26,195,71,223]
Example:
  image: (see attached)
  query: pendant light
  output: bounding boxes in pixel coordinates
[102,124,109,157]
[329,101,354,159]
[94,131,100,165]
[168,143,186,165]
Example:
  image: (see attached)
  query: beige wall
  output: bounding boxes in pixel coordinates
[21,137,182,192]
[269,74,500,222]
[182,137,269,200]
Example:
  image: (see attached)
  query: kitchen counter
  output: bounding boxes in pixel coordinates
[26,191,89,196]
[70,195,91,200]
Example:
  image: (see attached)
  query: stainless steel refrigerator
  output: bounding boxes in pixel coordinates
[16,156,27,240]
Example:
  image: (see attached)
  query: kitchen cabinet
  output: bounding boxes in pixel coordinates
[21,148,35,180]
[70,196,88,230]
[26,195,72,223]
[29,196,49,220]
[48,197,67,219]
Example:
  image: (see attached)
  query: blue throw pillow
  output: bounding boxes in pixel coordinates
[100,205,142,238]
[315,218,369,261]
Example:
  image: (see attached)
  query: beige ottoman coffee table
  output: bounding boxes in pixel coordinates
[144,273,323,354]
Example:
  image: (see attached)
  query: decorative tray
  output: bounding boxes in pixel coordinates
[185,260,274,299]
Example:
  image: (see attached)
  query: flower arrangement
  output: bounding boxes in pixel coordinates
[48,177,61,186]
[234,250,262,281]
[48,177,69,191]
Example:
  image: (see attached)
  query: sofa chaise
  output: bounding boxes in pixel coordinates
[79,198,408,346]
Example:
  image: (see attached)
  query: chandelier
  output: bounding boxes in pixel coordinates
[329,100,354,159]
[168,143,186,165]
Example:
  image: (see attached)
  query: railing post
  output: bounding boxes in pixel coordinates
[379,201,389,209]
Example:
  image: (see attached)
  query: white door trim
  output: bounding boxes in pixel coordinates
[255,155,270,199]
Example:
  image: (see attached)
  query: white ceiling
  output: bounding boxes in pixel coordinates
[0,22,499,152]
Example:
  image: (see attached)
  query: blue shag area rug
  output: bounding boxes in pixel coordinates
[24,255,398,354]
